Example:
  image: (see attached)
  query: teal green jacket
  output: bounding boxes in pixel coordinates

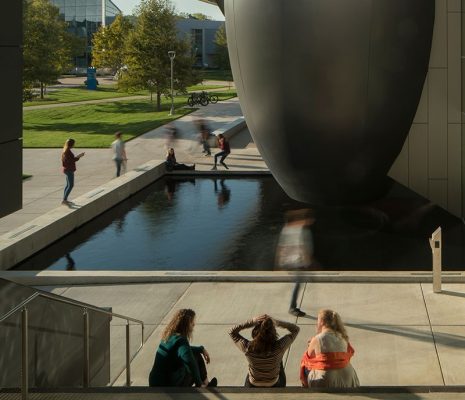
[149,334,204,387]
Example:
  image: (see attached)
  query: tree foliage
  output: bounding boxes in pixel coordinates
[92,14,133,74]
[119,0,199,111]
[214,24,230,70]
[178,12,212,20]
[23,0,74,99]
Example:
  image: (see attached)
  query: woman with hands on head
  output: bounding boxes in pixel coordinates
[149,309,217,387]
[229,314,300,387]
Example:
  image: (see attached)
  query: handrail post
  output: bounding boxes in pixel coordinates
[429,227,442,293]
[21,307,29,400]
[126,321,131,386]
[83,308,90,387]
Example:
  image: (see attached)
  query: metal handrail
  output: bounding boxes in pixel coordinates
[0,290,145,400]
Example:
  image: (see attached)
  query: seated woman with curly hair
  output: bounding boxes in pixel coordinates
[149,309,216,387]
[229,314,300,387]
[300,309,359,388]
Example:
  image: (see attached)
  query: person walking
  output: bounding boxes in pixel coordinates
[212,134,230,170]
[198,120,211,156]
[111,131,127,177]
[229,314,299,387]
[61,138,84,205]
[149,309,217,387]
[275,209,316,317]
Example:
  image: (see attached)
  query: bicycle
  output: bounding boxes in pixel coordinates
[187,92,209,107]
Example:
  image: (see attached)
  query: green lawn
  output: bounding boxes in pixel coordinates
[186,84,228,92]
[23,90,237,148]
[23,84,228,107]
[23,86,145,107]
[199,70,234,82]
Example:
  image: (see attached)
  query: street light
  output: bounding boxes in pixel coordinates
[168,51,176,116]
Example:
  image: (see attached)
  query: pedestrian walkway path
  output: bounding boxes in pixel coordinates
[0,98,266,236]
[25,81,235,111]
[35,281,465,388]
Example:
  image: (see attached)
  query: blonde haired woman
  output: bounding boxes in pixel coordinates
[61,138,84,205]
[149,309,216,387]
[300,309,359,388]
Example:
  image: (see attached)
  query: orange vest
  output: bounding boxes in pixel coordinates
[299,341,355,382]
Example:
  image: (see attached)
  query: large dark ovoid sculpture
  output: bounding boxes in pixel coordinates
[213,0,435,205]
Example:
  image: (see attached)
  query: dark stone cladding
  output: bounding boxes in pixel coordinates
[0,1,22,218]
[218,0,435,206]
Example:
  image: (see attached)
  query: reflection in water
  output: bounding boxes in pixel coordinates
[65,253,75,271]
[14,177,465,271]
[214,179,231,209]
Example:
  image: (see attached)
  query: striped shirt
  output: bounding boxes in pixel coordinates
[229,319,300,386]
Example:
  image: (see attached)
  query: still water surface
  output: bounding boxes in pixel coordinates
[15,176,465,271]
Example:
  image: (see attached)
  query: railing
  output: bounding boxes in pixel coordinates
[0,291,145,400]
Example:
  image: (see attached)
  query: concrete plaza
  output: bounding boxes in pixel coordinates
[35,281,465,389]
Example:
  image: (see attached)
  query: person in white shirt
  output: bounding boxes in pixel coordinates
[275,209,316,316]
[111,131,127,177]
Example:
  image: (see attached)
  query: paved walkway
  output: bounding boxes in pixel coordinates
[24,84,234,111]
[0,98,265,236]
[36,281,465,388]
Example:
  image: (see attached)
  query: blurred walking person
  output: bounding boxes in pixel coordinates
[111,131,127,177]
[275,209,316,316]
[165,122,178,149]
[61,138,84,205]
[198,119,211,156]
[211,134,230,170]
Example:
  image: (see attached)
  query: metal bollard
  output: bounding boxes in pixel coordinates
[21,308,29,400]
[126,322,131,387]
[83,308,90,387]
[429,227,442,293]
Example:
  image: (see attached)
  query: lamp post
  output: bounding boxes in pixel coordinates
[168,51,176,116]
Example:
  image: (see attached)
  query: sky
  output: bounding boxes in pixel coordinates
[116,0,224,20]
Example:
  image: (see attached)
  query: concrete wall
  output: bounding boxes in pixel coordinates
[0,278,110,388]
[462,2,465,218]
[0,161,167,270]
[0,2,22,218]
[389,0,463,218]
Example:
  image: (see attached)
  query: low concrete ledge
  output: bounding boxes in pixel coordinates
[168,170,270,176]
[208,117,246,147]
[0,160,167,270]
[1,270,464,286]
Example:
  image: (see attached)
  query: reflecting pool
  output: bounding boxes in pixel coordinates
[15,176,465,271]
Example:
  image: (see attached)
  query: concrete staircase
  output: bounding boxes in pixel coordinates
[2,386,465,400]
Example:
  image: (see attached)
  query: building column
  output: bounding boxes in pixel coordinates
[0,2,22,218]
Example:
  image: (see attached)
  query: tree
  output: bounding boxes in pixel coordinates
[214,24,230,70]
[119,0,198,111]
[178,12,211,20]
[92,14,133,75]
[23,0,74,99]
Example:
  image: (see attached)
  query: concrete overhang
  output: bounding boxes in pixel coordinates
[199,0,224,14]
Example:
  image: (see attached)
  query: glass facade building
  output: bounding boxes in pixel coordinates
[50,0,121,71]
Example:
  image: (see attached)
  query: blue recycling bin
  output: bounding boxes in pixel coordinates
[85,67,98,90]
